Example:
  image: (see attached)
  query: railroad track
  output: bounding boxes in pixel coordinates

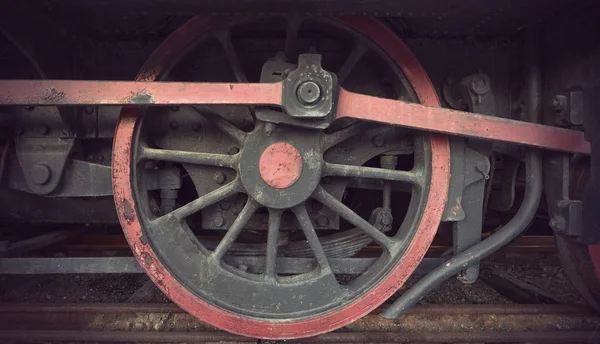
[0,303,598,343]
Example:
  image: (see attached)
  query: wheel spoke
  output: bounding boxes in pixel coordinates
[323,162,420,185]
[323,122,371,150]
[211,198,260,261]
[159,179,241,221]
[264,209,283,279]
[284,16,302,61]
[140,146,238,169]
[313,186,396,251]
[192,106,247,144]
[337,43,367,84]
[217,31,248,82]
[292,204,331,272]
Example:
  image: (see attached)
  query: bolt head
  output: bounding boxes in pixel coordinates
[316,216,329,227]
[30,164,51,185]
[379,212,393,226]
[214,172,226,184]
[213,215,225,227]
[372,134,386,147]
[296,81,321,105]
[228,146,240,155]
[169,121,179,130]
[191,122,201,131]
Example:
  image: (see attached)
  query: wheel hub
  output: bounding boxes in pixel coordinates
[259,142,303,189]
[240,124,322,209]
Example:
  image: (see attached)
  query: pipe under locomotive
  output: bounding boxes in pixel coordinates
[0,0,599,339]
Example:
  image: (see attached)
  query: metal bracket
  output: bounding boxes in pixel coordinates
[281,54,337,119]
[442,72,495,284]
[14,137,75,195]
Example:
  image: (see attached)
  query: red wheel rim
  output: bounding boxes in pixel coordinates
[112,16,450,339]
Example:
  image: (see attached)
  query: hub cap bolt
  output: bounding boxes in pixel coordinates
[296,81,321,105]
[169,121,179,130]
[214,172,226,184]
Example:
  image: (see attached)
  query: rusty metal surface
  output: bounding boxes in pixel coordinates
[0,303,598,343]
[0,80,283,106]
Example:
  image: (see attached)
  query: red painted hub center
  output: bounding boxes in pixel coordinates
[259,142,303,189]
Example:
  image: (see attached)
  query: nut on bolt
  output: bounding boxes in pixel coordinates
[296,81,321,105]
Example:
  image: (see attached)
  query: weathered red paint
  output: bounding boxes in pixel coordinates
[335,89,590,154]
[0,80,283,106]
[259,142,303,189]
[112,16,450,339]
[0,79,589,154]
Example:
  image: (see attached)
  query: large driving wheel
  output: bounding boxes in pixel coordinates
[112,16,450,339]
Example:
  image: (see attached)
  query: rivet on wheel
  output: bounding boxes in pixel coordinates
[214,172,226,184]
[191,122,202,131]
[169,121,179,130]
[213,215,225,227]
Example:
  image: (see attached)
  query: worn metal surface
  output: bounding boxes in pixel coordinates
[258,142,303,189]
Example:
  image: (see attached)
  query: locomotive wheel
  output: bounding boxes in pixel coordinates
[112,16,450,339]
[555,157,600,311]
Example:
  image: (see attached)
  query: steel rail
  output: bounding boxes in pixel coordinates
[0,303,598,343]
[0,79,589,154]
